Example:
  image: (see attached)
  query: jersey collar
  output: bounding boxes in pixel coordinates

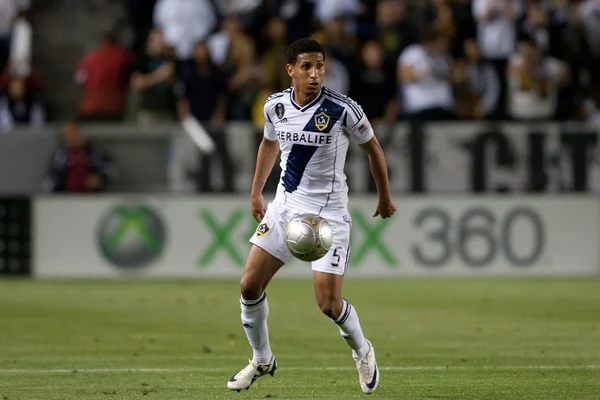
[290,86,324,112]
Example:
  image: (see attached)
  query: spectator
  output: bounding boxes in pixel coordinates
[0,65,43,97]
[126,0,158,59]
[176,40,234,192]
[214,0,262,15]
[259,17,290,94]
[213,0,263,28]
[74,30,135,122]
[312,0,363,25]
[473,0,523,117]
[578,0,600,87]
[130,29,176,125]
[544,0,573,60]
[507,36,570,120]
[323,52,350,95]
[352,40,397,192]
[519,1,551,54]
[251,16,291,129]
[426,0,456,50]
[43,122,115,193]
[449,0,477,57]
[397,28,455,120]
[352,40,397,131]
[0,76,44,131]
[0,0,29,72]
[374,0,416,82]
[453,37,500,119]
[208,14,259,120]
[153,0,217,60]
[275,0,317,43]
[313,16,356,71]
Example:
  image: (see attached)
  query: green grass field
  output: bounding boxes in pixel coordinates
[1,278,599,399]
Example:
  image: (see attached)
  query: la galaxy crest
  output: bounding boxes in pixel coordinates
[256,222,270,236]
[314,111,330,131]
[275,103,285,119]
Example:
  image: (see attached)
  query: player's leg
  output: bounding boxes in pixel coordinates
[228,246,284,391]
[239,245,284,363]
[228,203,291,391]
[312,213,379,394]
[313,272,379,394]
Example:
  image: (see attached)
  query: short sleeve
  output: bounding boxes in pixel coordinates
[344,99,374,144]
[263,102,277,141]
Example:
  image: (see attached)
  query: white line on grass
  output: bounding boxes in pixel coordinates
[1,365,599,374]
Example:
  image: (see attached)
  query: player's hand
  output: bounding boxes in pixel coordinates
[251,194,266,223]
[373,198,396,219]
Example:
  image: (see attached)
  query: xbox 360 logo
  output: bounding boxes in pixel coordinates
[97,204,166,269]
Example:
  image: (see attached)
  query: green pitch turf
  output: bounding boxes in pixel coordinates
[1,278,599,399]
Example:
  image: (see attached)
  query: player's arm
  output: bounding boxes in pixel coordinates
[251,106,280,222]
[345,104,396,219]
[251,137,279,199]
[359,137,396,219]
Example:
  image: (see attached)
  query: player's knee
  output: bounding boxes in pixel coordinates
[240,274,263,301]
[317,298,343,319]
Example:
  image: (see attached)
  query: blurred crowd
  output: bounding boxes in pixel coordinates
[2,0,600,132]
[0,0,44,132]
[0,0,598,193]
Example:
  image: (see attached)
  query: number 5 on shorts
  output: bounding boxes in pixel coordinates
[331,247,341,267]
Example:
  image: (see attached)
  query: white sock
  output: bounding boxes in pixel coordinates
[334,298,370,359]
[240,293,273,364]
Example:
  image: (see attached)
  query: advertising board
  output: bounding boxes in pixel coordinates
[33,196,600,278]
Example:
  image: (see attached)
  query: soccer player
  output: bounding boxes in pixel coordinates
[227,38,396,394]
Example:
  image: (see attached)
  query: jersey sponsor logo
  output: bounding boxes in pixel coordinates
[256,222,270,236]
[314,111,330,131]
[276,131,333,145]
[276,103,285,119]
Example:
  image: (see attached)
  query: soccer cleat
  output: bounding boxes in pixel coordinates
[353,339,379,394]
[227,355,277,392]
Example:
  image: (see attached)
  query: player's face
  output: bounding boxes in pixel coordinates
[287,52,325,95]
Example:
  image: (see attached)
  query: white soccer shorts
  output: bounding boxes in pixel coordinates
[249,200,352,275]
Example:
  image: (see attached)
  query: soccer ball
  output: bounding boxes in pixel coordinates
[285,214,333,262]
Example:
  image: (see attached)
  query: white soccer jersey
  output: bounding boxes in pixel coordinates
[263,86,374,211]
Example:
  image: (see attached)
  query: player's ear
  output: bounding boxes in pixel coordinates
[286,63,294,79]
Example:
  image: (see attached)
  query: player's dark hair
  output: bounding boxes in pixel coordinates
[286,38,326,65]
